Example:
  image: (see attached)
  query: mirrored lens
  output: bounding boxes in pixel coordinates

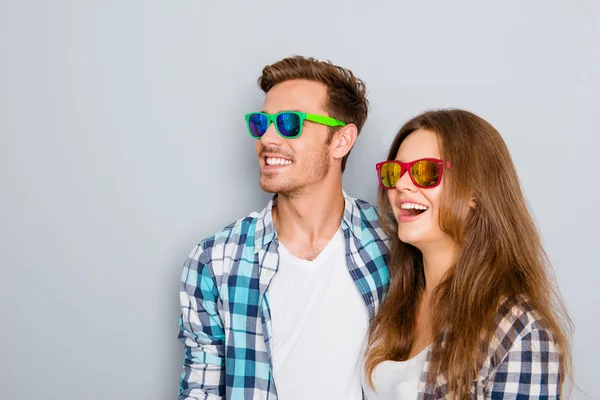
[248,113,268,137]
[380,162,402,188]
[276,112,301,137]
[411,160,440,187]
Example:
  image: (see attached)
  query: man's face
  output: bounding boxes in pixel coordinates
[255,79,333,196]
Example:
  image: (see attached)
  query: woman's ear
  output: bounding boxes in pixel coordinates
[469,189,478,209]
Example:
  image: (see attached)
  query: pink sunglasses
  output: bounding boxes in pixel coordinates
[376,158,451,189]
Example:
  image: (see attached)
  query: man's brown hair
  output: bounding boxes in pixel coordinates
[258,55,369,173]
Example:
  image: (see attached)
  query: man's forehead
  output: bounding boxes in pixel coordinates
[262,80,327,114]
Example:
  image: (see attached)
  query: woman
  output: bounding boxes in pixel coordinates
[363,109,572,399]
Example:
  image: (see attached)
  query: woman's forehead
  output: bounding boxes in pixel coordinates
[396,129,441,161]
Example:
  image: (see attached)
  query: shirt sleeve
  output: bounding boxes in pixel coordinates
[487,328,561,399]
[178,244,226,400]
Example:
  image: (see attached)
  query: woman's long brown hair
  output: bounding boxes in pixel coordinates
[365,109,572,397]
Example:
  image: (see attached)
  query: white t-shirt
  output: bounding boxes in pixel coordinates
[268,228,369,400]
[361,346,429,400]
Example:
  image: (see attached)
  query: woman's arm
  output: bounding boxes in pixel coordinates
[487,327,561,399]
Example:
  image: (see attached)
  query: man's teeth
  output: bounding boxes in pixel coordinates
[400,203,429,211]
[266,157,292,166]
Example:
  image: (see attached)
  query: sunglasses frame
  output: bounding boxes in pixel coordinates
[375,158,451,190]
[245,111,346,139]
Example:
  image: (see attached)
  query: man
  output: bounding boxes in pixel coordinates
[179,56,389,400]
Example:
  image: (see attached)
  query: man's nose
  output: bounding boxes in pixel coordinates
[260,121,282,146]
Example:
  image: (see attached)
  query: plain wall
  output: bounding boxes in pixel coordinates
[1,1,598,399]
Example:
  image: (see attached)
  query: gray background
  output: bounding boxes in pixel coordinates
[1,1,598,399]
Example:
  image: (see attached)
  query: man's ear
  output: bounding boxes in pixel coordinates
[330,124,358,160]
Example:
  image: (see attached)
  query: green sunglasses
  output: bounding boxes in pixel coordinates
[245,111,347,139]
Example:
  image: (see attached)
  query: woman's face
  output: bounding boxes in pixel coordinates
[387,129,454,250]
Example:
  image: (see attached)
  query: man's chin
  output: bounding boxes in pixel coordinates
[259,178,296,195]
[260,185,277,194]
[259,179,281,194]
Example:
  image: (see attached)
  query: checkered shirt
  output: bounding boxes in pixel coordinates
[178,193,390,399]
[418,296,562,399]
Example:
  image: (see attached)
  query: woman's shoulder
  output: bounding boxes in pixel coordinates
[493,295,550,338]
[485,295,557,370]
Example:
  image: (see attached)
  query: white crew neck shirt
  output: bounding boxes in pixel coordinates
[362,345,429,400]
[268,228,369,400]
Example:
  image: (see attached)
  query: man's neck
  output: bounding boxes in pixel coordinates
[272,180,345,260]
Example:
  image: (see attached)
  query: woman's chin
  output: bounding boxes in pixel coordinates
[397,231,421,247]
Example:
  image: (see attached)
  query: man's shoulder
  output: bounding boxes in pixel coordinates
[201,209,265,250]
[349,196,379,219]
[181,207,270,290]
[345,195,386,236]
[191,206,270,266]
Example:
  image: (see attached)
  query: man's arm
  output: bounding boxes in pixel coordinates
[178,245,225,400]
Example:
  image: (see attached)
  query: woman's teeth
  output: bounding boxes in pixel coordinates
[400,203,428,211]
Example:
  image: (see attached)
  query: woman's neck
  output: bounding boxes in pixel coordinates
[420,239,458,295]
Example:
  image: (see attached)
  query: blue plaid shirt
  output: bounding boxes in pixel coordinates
[178,193,389,399]
[419,296,563,399]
